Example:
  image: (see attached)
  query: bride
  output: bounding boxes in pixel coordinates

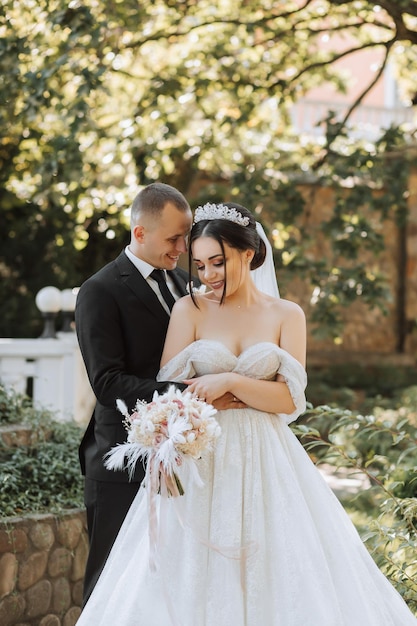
[77,202,417,625]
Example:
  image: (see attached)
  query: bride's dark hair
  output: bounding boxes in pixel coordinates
[188,202,266,305]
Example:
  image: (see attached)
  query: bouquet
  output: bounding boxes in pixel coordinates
[104,385,221,497]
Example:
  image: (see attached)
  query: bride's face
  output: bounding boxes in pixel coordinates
[192,236,248,298]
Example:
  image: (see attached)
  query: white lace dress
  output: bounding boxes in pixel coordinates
[77,341,417,626]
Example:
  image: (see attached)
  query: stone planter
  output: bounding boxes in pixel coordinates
[0,508,87,626]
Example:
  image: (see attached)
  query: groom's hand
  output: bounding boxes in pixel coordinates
[212,393,246,410]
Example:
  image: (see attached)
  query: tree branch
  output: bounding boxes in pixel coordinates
[312,39,396,169]
[338,40,394,129]
[267,40,389,93]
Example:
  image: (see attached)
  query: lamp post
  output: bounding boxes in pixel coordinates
[35,286,62,339]
[60,288,78,332]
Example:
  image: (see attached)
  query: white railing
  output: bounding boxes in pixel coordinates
[290,100,415,139]
[0,334,95,424]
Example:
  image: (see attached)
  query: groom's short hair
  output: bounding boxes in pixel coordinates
[130,182,190,227]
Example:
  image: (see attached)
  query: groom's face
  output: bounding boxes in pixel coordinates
[134,202,192,270]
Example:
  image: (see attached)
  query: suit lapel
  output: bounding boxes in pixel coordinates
[115,252,192,319]
[115,252,169,324]
[168,269,189,297]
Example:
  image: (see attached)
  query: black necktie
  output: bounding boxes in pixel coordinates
[150,269,176,311]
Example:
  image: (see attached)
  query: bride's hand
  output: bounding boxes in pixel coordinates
[184,373,238,405]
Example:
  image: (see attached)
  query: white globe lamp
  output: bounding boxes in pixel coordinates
[60,288,78,332]
[35,286,62,338]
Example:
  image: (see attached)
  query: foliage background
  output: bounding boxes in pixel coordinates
[1,0,416,343]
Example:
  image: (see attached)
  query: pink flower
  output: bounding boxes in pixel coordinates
[152,433,166,447]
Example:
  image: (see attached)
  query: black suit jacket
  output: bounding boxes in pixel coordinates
[75,251,190,483]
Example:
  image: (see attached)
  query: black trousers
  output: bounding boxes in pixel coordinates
[82,477,141,606]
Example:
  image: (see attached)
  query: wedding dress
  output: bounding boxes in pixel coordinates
[77,340,417,626]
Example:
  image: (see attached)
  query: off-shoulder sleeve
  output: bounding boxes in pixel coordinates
[276,349,307,425]
[157,344,196,383]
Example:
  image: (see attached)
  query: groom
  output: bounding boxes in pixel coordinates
[75,182,193,604]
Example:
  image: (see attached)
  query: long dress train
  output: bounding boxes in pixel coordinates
[77,340,417,625]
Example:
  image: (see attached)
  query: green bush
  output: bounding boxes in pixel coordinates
[0,385,84,517]
[307,363,417,399]
[292,387,417,615]
[0,384,33,424]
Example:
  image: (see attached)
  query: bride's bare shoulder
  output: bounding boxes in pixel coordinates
[271,297,305,321]
[173,294,195,312]
[173,293,213,315]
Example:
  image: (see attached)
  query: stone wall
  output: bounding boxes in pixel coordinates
[0,509,87,626]
[281,169,417,360]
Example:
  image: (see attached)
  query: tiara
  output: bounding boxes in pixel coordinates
[193,203,250,227]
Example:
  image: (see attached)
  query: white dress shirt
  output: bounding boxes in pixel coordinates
[125,246,179,315]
